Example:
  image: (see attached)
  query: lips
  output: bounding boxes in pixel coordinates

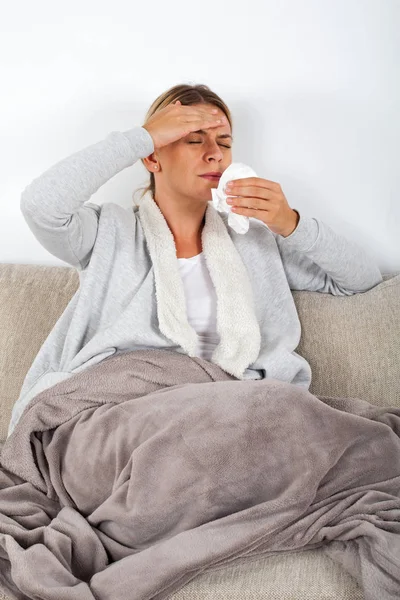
[200,174,222,181]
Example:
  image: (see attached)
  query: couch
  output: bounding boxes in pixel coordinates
[0,262,399,599]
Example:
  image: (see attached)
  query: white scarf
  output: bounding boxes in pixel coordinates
[138,191,261,379]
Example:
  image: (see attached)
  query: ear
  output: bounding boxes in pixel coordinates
[142,153,159,173]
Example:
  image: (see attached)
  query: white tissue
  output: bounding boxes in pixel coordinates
[210,162,258,234]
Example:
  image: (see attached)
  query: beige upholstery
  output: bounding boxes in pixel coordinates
[0,263,399,598]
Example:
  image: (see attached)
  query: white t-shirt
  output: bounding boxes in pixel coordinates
[177,252,220,360]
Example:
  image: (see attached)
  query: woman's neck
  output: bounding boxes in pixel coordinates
[175,238,203,259]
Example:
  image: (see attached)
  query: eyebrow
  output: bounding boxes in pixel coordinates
[190,129,233,141]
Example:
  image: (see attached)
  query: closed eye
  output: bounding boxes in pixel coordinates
[188,142,231,149]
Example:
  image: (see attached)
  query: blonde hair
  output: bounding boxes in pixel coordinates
[134,83,233,205]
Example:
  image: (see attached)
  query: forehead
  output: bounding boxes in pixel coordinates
[188,103,232,139]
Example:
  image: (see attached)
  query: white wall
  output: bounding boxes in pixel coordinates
[1,0,399,273]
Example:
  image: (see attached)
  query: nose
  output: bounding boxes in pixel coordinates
[205,140,224,162]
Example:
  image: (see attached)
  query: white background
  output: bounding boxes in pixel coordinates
[1,0,399,273]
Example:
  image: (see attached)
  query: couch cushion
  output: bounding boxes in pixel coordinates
[168,549,363,599]
[0,264,80,442]
[294,272,400,407]
[0,263,399,443]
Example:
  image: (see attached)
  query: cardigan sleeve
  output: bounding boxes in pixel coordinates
[19,126,154,270]
[273,210,383,295]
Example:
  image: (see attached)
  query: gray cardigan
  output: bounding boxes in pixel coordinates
[8,126,383,437]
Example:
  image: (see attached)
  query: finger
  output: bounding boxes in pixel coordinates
[231,205,265,218]
[227,186,278,201]
[227,196,270,210]
[227,178,280,192]
[176,104,221,120]
[194,111,227,125]
[179,105,228,125]
[183,115,227,133]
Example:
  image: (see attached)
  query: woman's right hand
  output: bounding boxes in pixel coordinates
[142,100,228,150]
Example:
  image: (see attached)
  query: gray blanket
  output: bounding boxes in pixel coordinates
[0,349,399,600]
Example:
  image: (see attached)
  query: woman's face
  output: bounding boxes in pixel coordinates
[151,103,233,202]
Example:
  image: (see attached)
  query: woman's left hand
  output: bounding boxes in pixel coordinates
[225,177,300,237]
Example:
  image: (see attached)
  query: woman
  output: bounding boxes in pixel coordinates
[3,85,398,600]
[8,83,382,437]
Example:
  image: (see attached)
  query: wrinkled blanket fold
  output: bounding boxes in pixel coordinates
[0,349,399,600]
